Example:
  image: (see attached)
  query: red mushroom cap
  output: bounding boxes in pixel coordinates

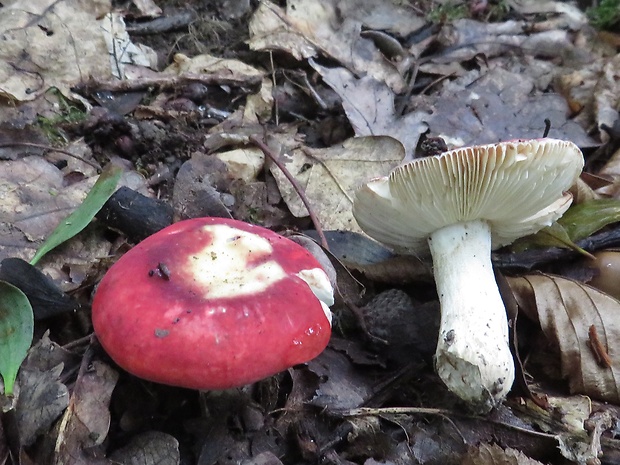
[92,217,333,390]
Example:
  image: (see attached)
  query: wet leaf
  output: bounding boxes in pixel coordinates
[30,164,122,266]
[507,273,620,404]
[0,281,34,397]
[558,198,620,241]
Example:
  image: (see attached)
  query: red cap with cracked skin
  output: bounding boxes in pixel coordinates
[92,217,333,390]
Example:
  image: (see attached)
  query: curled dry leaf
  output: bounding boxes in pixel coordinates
[309,60,428,160]
[248,0,408,92]
[507,273,620,403]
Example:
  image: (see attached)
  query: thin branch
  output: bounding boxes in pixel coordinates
[0,142,102,171]
[330,406,557,440]
[74,73,262,95]
[249,135,329,251]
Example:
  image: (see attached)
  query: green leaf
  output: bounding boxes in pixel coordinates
[30,164,122,266]
[511,222,594,258]
[0,281,34,397]
[558,199,620,242]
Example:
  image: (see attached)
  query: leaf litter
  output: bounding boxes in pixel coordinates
[3,0,620,464]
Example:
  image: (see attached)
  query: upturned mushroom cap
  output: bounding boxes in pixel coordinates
[92,217,333,390]
[353,139,584,252]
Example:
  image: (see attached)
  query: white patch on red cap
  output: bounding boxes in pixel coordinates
[296,268,334,325]
[188,224,286,299]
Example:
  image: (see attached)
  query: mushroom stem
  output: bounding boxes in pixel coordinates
[429,219,514,410]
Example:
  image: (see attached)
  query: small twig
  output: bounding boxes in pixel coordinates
[588,325,612,368]
[395,61,419,116]
[74,73,262,95]
[420,72,455,95]
[543,118,551,138]
[331,406,557,440]
[269,52,279,126]
[249,135,329,251]
[76,334,97,380]
[125,10,197,35]
[62,334,93,351]
[0,142,102,171]
[300,73,328,110]
[302,148,354,203]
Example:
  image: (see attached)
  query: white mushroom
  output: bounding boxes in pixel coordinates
[353,139,584,410]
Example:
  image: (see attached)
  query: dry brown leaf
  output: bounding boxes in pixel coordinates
[461,443,544,465]
[416,67,595,148]
[248,0,407,92]
[0,156,147,263]
[569,177,601,204]
[309,60,428,159]
[555,52,620,141]
[268,136,403,232]
[507,0,587,30]
[164,53,264,82]
[0,0,112,102]
[101,13,158,80]
[436,19,576,62]
[130,0,162,17]
[16,334,73,446]
[507,273,620,404]
[54,361,118,463]
[592,54,620,144]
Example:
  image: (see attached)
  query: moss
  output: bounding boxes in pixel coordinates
[426,2,469,23]
[587,0,620,30]
[36,89,87,144]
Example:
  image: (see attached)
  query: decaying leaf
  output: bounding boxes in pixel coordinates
[415,67,595,148]
[164,53,264,84]
[508,273,620,403]
[0,156,146,264]
[0,0,111,102]
[17,364,68,447]
[16,333,76,446]
[592,54,620,144]
[507,0,588,30]
[248,0,410,92]
[307,346,376,409]
[436,18,578,62]
[309,60,428,159]
[100,12,158,80]
[130,0,162,18]
[268,136,403,232]
[54,361,118,463]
